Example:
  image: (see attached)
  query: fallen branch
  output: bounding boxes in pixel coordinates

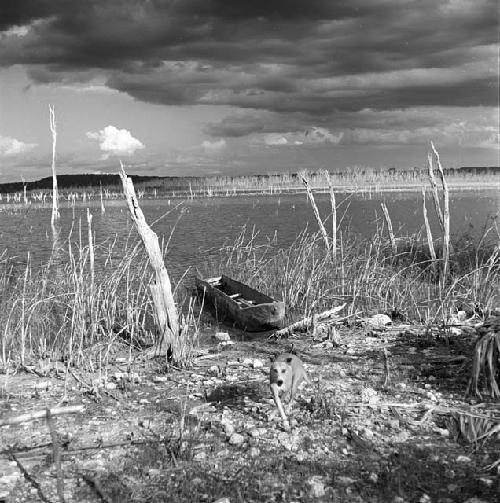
[47,409,65,503]
[9,451,54,503]
[0,405,84,427]
[271,304,346,338]
[382,348,392,388]
[79,472,112,503]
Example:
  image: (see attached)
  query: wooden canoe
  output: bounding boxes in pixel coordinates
[195,275,285,331]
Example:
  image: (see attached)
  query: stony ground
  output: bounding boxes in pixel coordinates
[1,321,499,503]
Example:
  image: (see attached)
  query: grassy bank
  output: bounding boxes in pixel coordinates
[1,219,498,369]
[202,225,500,325]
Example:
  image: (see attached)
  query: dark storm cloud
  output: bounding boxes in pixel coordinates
[0,0,498,119]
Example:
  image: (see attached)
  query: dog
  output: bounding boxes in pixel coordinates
[269,353,310,430]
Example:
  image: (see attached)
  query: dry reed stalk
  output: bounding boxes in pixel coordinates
[20,254,30,366]
[87,209,94,288]
[87,209,96,344]
[300,174,330,251]
[431,142,451,290]
[427,152,444,231]
[49,105,60,224]
[100,184,105,213]
[322,170,337,263]
[421,188,437,263]
[120,164,180,357]
[380,202,397,254]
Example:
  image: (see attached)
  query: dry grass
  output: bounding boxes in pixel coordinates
[202,224,500,326]
[0,229,199,370]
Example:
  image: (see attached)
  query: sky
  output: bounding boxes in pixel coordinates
[0,0,498,183]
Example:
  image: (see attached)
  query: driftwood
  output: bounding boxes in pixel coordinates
[0,405,84,427]
[271,304,346,339]
[120,165,179,357]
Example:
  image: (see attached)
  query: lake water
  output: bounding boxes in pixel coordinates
[0,189,498,279]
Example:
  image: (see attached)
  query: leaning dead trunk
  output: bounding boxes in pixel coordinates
[119,165,179,356]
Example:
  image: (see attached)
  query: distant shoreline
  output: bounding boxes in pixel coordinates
[0,179,498,209]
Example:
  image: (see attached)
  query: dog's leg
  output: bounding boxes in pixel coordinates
[270,383,290,430]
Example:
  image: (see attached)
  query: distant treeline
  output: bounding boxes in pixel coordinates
[0,166,498,194]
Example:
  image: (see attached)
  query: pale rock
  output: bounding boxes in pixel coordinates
[34,381,51,390]
[367,313,392,327]
[208,365,220,375]
[139,398,150,405]
[463,499,490,503]
[419,494,431,503]
[312,340,334,349]
[336,475,356,486]
[249,447,260,458]
[478,477,493,487]
[228,433,245,445]
[221,420,235,436]
[153,376,169,383]
[306,475,327,497]
[105,382,117,390]
[193,451,207,461]
[369,472,378,483]
[387,418,400,429]
[362,427,374,440]
[214,332,230,342]
[456,455,472,463]
[296,451,306,462]
[433,427,449,437]
[213,498,231,503]
[252,358,264,369]
[361,387,378,404]
[219,341,235,348]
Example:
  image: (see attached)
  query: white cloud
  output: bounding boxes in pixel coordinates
[86,125,144,158]
[1,25,30,38]
[0,135,37,156]
[263,127,344,147]
[265,134,289,146]
[201,138,226,153]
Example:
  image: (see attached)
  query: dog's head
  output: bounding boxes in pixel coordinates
[270,357,293,388]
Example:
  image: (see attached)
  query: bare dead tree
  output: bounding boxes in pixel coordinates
[49,105,60,224]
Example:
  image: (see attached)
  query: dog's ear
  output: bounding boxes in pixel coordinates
[286,357,293,364]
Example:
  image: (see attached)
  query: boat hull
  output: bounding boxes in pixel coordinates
[196,275,285,331]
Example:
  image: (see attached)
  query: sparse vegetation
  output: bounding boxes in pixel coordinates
[0,150,499,502]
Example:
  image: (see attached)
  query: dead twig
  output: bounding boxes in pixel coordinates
[271,304,346,339]
[9,450,54,503]
[0,405,84,427]
[78,471,112,503]
[46,409,65,502]
[382,348,392,388]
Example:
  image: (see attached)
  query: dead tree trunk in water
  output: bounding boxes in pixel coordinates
[49,105,60,224]
[119,165,179,357]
